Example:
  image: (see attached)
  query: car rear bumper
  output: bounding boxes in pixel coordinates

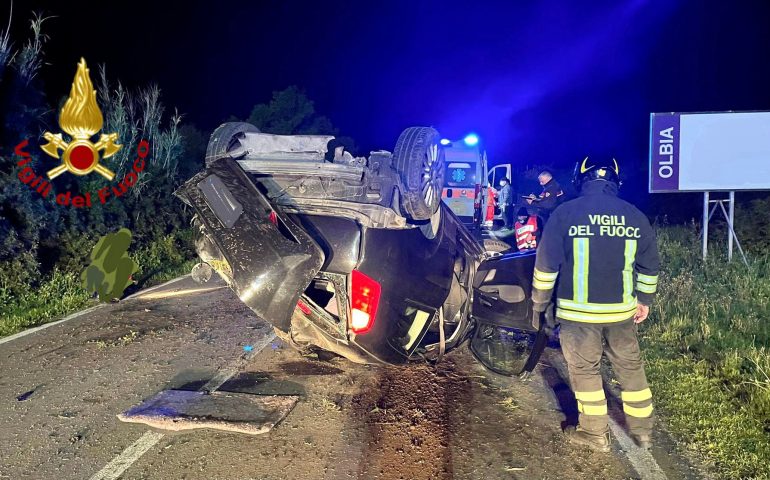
[289,301,404,365]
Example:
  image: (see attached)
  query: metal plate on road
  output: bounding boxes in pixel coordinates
[118,389,299,435]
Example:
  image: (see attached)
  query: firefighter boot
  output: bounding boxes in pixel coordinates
[564,425,611,453]
[631,433,653,450]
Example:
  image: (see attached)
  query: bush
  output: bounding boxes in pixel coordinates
[0,228,195,337]
[642,225,770,478]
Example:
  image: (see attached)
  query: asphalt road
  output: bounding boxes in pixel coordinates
[0,276,703,479]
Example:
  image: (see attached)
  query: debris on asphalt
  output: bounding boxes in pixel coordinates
[503,465,526,472]
[16,389,36,401]
[118,389,299,435]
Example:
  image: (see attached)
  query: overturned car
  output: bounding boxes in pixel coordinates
[175,122,546,375]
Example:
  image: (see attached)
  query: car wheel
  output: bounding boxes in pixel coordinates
[393,127,445,221]
[206,122,261,165]
[419,204,443,240]
[191,263,213,283]
[482,239,513,257]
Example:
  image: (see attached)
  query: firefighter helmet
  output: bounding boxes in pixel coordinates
[573,157,620,190]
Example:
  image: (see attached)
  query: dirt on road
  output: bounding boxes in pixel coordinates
[0,276,700,479]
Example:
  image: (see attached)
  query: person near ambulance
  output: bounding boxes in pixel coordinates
[498,177,514,230]
[531,157,660,452]
[514,208,541,251]
[525,170,564,222]
[483,185,497,228]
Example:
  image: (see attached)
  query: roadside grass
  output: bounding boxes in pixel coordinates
[0,231,195,338]
[642,225,770,479]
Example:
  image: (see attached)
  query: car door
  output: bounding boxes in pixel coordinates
[468,249,548,376]
[487,164,512,191]
[174,157,325,332]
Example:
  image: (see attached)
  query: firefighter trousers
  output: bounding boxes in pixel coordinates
[559,320,654,436]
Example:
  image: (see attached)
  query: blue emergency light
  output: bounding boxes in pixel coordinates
[463,134,479,146]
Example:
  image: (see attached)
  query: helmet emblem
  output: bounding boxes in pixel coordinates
[580,157,590,173]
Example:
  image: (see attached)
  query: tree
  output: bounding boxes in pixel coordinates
[246,86,337,136]
[244,86,358,154]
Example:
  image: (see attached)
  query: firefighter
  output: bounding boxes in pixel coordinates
[531,157,660,452]
[514,208,541,251]
[525,170,564,222]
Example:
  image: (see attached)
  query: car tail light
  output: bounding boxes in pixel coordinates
[350,269,381,334]
[268,211,278,226]
[296,299,312,315]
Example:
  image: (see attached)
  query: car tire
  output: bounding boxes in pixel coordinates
[393,127,445,221]
[483,239,513,256]
[419,204,443,240]
[206,122,261,165]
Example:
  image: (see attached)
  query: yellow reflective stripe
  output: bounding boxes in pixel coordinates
[534,268,559,281]
[578,401,608,416]
[573,238,589,303]
[623,403,653,418]
[623,240,637,304]
[557,298,637,313]
[637,283,657,294]
[636,273,658,285]
[621,388,652,403]
[575,390,606,402]
[533,279,556,290]
[556,308,635,323]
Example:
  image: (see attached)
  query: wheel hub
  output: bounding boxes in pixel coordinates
[421,143,441,209]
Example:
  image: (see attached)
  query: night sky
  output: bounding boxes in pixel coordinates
[9,0,770,205]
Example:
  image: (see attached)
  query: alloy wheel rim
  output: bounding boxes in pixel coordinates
[421,142,441,210]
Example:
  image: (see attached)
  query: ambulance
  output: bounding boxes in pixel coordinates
[441,135,511,229]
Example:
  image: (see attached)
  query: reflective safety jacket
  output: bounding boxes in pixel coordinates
[515,216,539,250]
[531,182,660,324]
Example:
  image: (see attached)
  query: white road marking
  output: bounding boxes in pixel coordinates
[135,285,227,301]
[88,330,277,480]
[608,417,667,480]
[0,304,106,346]
[88,431,165,480]
[202,331,277,391]
[122,274,191,300]
[0,275,189,347]
[548,355,668,480]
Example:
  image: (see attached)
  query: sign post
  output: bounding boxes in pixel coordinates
[702,192,708,260]
[700,191,747,264]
